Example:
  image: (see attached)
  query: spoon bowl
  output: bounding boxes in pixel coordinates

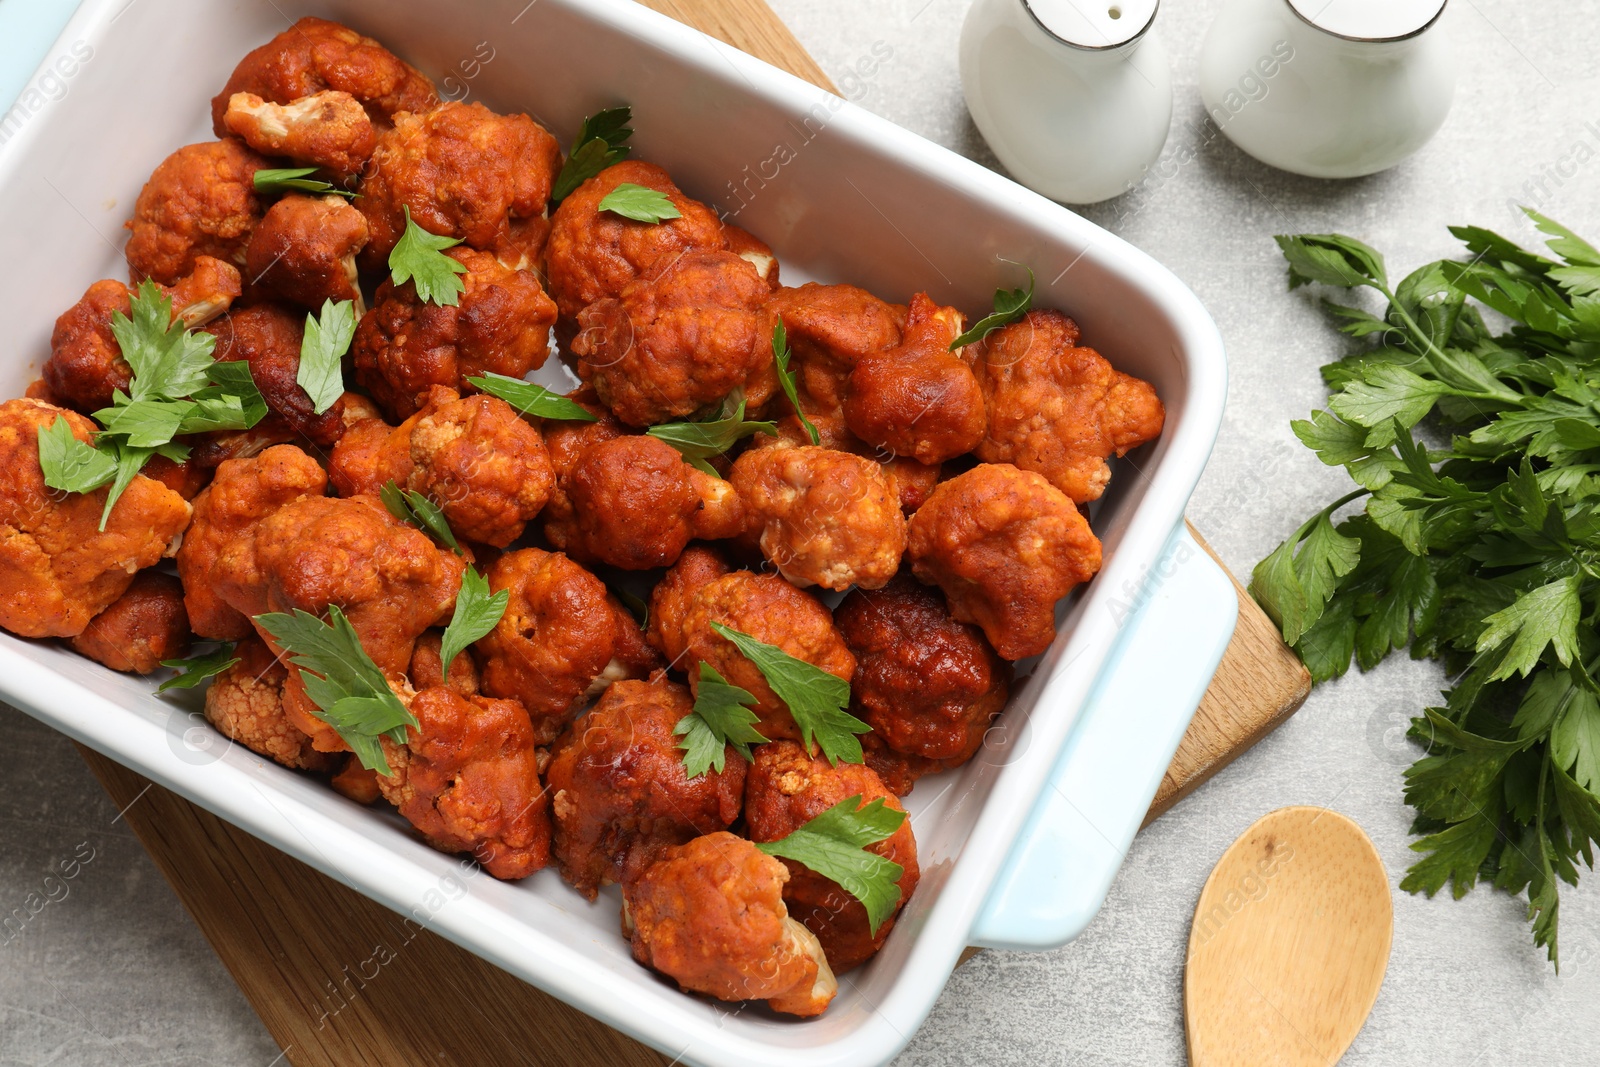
[1184,806,1392,1067]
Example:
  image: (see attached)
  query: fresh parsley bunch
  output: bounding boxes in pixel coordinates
[1252,210,1600,969]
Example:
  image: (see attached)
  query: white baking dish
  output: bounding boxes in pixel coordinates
[0,1,1232,1063]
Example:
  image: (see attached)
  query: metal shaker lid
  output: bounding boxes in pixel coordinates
[1286,0,1448,41]
[1023,0,1159,50]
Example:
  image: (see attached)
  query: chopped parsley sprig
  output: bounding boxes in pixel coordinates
[37,417,117,494]
[297,298,355,415]
[771,320,820,446]
[380,480,461,555]
[551,105,633,203]
[439,567,508,676]
[596,183,681,224]
[647,394,776,475]
[756,794,907,933]
[949,264,1034,350]
[465,373,597,422]
[254,606,416,776]
[157,644,239,693]
[675,663,769,778]
[1252,209,1600,969]
[710,622,867,765]
[35,282,265,528]
[389,206,468,306]
[252,167,357,200]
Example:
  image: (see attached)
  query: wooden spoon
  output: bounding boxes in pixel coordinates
[1184,806,1392,1067]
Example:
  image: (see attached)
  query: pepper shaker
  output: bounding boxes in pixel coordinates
[960,0,1172,205]
[1198,0,1454,178]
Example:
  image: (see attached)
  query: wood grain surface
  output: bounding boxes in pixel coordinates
[1183,807,1392,1067]
[71,1,1312,1064]
[1145,525,1311,826]
[79,747,674,1067]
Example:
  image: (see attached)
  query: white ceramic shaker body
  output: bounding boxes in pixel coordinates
[960,0,1172,205]
[1198,0,1455,179]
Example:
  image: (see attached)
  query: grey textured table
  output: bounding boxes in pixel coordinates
[3,0,1599,1063]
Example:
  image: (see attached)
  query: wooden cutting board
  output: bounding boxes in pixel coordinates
[74,2,1310,1064]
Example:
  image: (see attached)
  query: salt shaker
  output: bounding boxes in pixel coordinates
[960,0,1172,205]
[1198,0,1454,178]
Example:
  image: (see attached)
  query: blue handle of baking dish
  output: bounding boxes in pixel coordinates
[969,522,1238,951]
[0,0,80,115]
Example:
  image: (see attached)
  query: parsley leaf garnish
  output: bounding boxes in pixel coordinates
[38,283,264,529]
[439,567,507,676]
[674,662,769,778]
[298,298,355,415]
[253,605,417,776]
[755,794,907,933]
[1256,210,1600,969]
[37,416,117,495]
[380,480,461,555]
[550,105,633,204]
[646,394,777,475]
[111,281,218,401]
[771,320,820,445]
[252,167,357,199]
[466,373,598,422]
[709,622,866,765]
[596,182,682,224]
[156,644,239,693]
[388,206,469,306]
[949,264,1035,349]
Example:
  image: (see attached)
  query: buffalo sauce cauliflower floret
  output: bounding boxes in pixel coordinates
[748,409,941,514]
[906,464,1101,660]
[972,308,1166,503]
[357,101,561,270]
[409,630,480,695]
[125,139,271,284]
[729,445,904,591]
[352,247,557,419]
[768,283,906,412]
[745,741,919,973]
[253,493,464,753]
[666,570,854,742]
[175,444,328,640]
[140,453,210,501]
[0,400,191,640]
[834,573,1010,772]
[545,675,746,898]
[327,388,439,497]
[405,391,554,548]
[45,257,242,414]
[69,570,191,673]
[244,194,369,312]
[546,160,734,325]
[474,548,660,743]
[624,831,837,1017]
[332,757,383,804]
[209,16,437,134]
[645,544,731,664]
[203,632,336,771]
[223,90,375,182]
[328,387,552,548]
[844,292,987,465]
[206,303,347,446]
[723,224,780,288]
[570,250,779,427]
[544,430,743,570]
[376,686,553,880]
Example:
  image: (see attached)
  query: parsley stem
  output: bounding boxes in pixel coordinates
[1381,284,1522,405]
[1288,487,1371,546]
